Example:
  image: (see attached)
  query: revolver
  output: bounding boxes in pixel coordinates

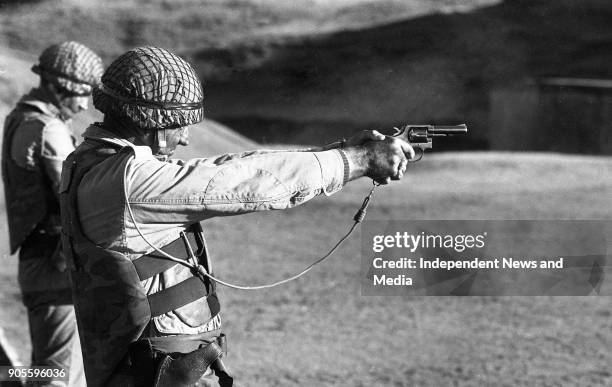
[392,124,468,161]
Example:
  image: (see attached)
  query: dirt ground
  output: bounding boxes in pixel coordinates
[1,152,610,386]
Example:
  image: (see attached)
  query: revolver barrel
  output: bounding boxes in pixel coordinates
[428,124,468,136]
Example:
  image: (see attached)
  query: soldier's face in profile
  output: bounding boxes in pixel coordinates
[59,94,89,119]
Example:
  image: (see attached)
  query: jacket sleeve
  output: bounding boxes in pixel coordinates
[167,147,314,167]
[40,120,76,196]
[126,149,346,224]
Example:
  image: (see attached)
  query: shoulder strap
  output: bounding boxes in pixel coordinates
[60,144,121,269]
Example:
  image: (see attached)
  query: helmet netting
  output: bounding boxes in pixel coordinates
[93,46,204,129]
[32,41,103,96]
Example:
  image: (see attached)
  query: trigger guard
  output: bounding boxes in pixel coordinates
[408,148,424,162]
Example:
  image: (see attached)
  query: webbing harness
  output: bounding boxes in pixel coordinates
[133,224,220,318]
[63,144,219,318]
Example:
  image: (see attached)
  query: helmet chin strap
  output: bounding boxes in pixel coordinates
[154,129,170,162]
[157,129,167,148]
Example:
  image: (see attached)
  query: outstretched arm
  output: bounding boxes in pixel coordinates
[124,130,414,223]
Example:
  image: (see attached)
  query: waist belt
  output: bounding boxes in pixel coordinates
[146,326,224,355]
[132,227,220,318]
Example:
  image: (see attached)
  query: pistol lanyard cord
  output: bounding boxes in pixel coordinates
[123,155,378,290]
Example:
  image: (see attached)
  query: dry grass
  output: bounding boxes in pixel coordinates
[1,152,611,385]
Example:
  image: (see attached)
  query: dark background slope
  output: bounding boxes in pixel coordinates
[194,0,612,145]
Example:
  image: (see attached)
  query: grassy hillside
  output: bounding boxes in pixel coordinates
[0,0,498,63]
[1,152,611,385]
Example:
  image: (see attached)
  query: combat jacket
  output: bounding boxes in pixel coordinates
[2,88,76,254]
[70,124,346,337]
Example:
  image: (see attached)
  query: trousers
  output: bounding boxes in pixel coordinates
[25,302,85,387]
[19,232,85,387]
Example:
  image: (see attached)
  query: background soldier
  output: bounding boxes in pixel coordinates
[2,41,103,386]
[60,46,412,386]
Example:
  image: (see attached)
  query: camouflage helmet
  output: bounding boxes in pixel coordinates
[93,46,204,130]
[32,41,103,96]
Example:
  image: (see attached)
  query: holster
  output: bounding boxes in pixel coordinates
[121,335,233,387]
